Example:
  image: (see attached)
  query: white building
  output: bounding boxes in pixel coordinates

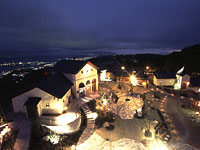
[153,72,176,86]
[54,60,99,98]
[11,73,73,118]
[174,67,190,90]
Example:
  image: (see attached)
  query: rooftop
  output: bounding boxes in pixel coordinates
[36,73,73,98]
[54,60,98,74]
[154,72,176,79]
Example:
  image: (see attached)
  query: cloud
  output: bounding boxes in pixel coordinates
[0,0,200,55]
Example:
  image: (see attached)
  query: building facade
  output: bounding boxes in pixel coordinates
[153,72,176,86]
[11,73,73,117]
[54,60,99,98]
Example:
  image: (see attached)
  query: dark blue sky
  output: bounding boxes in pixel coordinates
[0,0,200,56]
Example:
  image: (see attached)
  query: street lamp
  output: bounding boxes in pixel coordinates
[121,66,125,70]
[130,75,137,86]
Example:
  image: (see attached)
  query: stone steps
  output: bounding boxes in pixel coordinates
[77,102,96,145]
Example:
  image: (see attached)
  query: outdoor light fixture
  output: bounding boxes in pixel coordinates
[198,102,200,107]
[103,99,107,105]
[121,66,125,70]
[130,75,137,86]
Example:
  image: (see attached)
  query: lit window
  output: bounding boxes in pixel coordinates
[46,102,49,108]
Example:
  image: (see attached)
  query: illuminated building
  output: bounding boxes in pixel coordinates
[54,60,99,98]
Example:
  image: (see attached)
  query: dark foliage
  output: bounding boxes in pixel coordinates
[1,129,19,150]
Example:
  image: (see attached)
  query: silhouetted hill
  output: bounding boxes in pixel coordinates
[165,44,200,73]
[89,43,200,74]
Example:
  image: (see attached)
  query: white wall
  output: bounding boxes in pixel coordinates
[74,63,98,98]
[37,89,71,116]
[153,75,176,86]
[12,88,49,113]
[100,70,107,81]
[12,88,71,115]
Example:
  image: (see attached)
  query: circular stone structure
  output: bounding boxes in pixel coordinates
[41,110,81,134]
[108,95,144,119]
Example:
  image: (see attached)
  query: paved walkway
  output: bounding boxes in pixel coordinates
[164,96,200,149]
[9,114,31,150]
[77,102,96,145]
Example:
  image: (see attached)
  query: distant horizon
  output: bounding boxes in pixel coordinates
[0,48,176,63]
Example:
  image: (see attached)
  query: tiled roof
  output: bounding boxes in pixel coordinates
[12,73,73,99]
[154,72,176,79]
[36,73,73,98]
[54,60,91,74]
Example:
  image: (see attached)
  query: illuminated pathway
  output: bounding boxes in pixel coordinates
[77,102,96,145]
[9,114,31,150]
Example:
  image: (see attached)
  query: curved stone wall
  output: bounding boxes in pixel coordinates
[41,112,82,134]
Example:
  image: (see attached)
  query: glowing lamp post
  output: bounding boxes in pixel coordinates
[198,102,200,107]
[186,82,190,87]
[130,75,137,86]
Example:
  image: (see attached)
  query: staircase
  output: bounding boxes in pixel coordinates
[77,103,96,145]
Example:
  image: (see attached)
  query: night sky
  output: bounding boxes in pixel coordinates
[0,0,200,57]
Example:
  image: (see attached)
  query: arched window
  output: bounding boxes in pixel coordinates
[79,83,85,88]
[86,80,90,85]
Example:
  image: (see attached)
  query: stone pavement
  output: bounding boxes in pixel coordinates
[9,114,31,150]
